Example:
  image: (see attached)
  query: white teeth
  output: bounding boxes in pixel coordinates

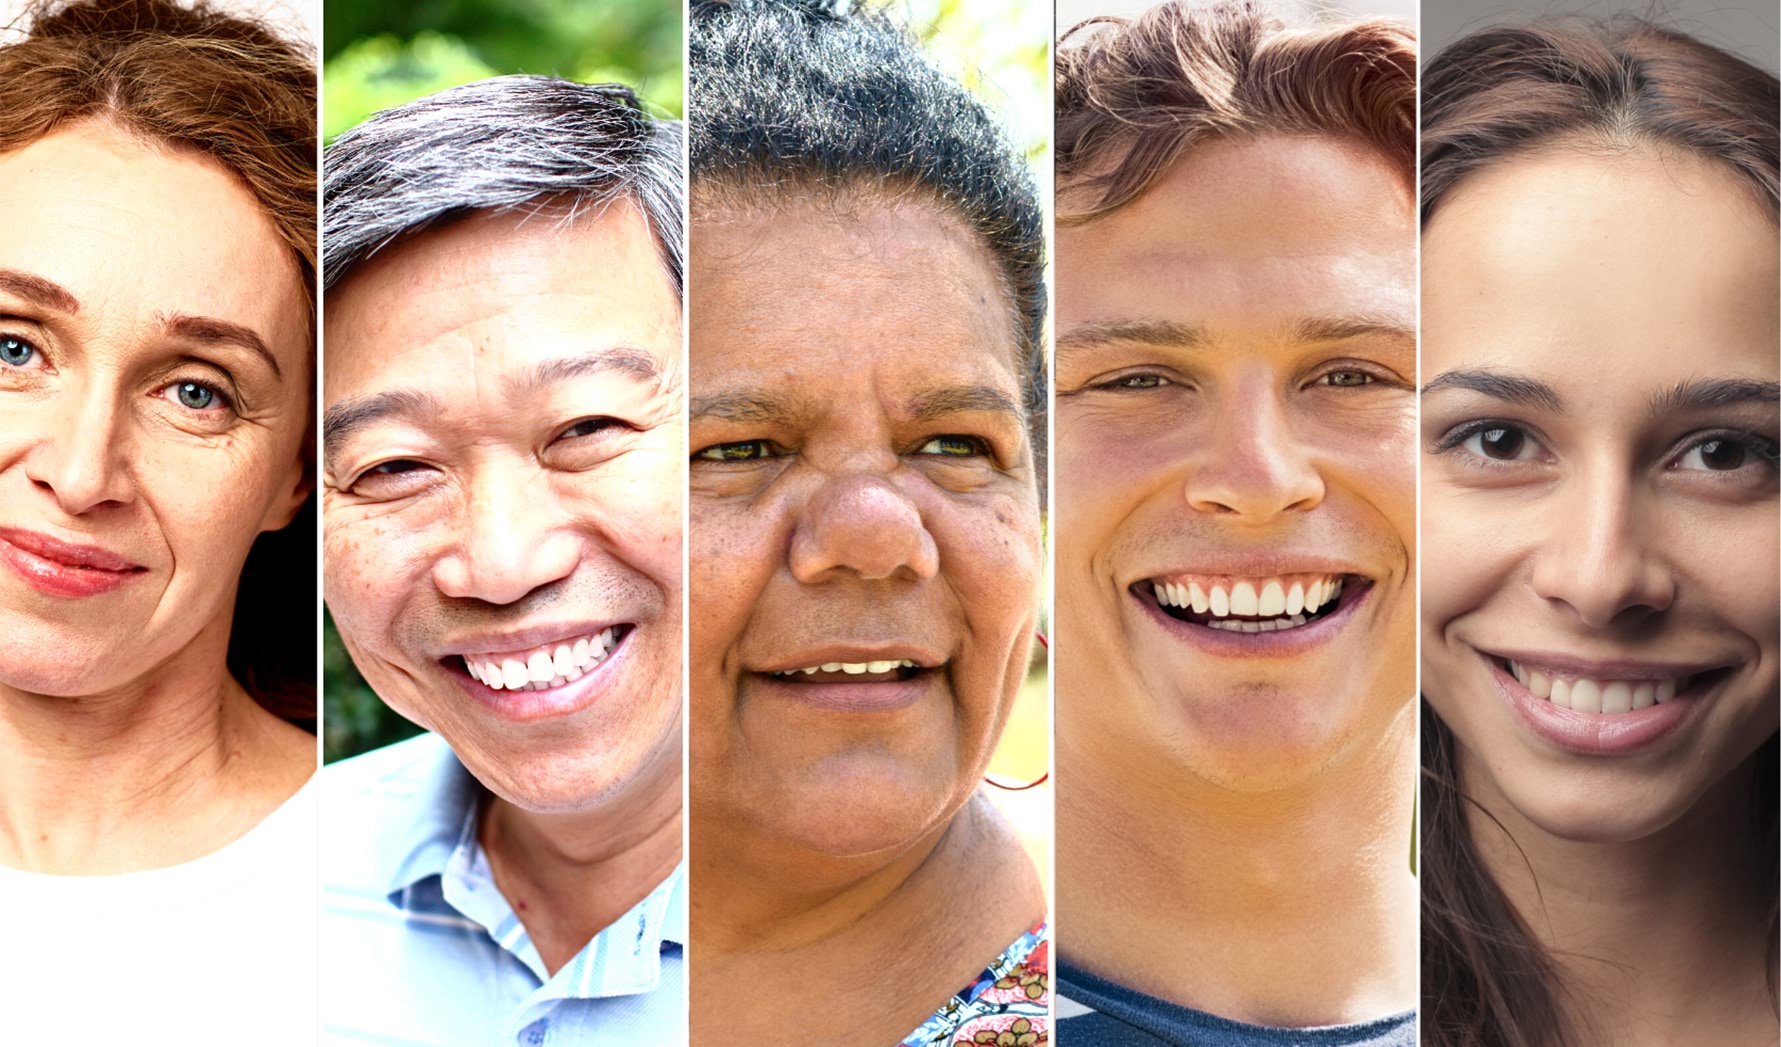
[1188,582,1209,614]
[1258,581,1286,616]
[1286,583,1305,616]
[772,658,919,678]
[1304,583,1322,614]
[1513,662,1693,715]
[1209,585,1230,616]
[467,627,620,692]
[1229,581,1259,615]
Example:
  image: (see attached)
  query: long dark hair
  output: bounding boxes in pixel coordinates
[1421,18,1779,1046]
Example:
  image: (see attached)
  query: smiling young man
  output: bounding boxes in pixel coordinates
[317,78,686,1044]
[1052,2,1419,1044]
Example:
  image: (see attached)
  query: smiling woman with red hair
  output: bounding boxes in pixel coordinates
[0,1,317,1041]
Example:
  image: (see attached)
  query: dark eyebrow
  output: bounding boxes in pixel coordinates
[908,384,1022,422]
[0,268,80,314]
[322,389,444,472]
[1647,377,1779,416]
[689,390,805,426]
[1421,368,1564,412]
[163,314,283,382]
[503,347,660,397]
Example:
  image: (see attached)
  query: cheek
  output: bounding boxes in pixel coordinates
[689,497,781,671]
[565,454,684,594]
[143,436,278,577]
[321,505,439,653]
[1056,407,1171,579]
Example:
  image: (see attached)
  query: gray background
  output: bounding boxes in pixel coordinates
[1423,0,1778,74]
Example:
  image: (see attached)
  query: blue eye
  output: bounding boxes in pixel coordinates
[160,381,228,412]
[1,334,37,367]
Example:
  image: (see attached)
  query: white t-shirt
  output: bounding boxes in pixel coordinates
[0,780,317,1045]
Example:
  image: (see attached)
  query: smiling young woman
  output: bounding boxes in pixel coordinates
[1419,17,1779,1047]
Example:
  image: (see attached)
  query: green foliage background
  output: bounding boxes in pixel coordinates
[321,0,1051,764]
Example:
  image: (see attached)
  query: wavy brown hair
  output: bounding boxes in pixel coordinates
[0,0,317,723]
[1422,18,1779,1047]
[1056,0,1416,223]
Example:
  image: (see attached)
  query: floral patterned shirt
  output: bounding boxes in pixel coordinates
[900,921,1050,1046]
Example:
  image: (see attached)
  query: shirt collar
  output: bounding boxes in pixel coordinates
[374,733,481,900]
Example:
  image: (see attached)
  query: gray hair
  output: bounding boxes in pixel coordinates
[322,75,684,296]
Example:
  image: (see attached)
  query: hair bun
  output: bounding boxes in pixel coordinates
[27,0,237,42]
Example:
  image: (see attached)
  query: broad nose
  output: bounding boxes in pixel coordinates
[432,470,581,604]
[790,473,938,583]
[23,381,135,515]
[1529,466,1674,627]
[1182,373,1324,519]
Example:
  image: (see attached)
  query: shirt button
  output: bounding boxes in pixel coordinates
[519,1018,549,1045]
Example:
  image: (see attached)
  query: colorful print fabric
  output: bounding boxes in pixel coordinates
[901,921,1050,1046]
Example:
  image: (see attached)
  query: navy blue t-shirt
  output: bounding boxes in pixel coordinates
[1057,961,1416,1046]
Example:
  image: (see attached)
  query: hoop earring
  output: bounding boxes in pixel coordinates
[985,629,1050,791]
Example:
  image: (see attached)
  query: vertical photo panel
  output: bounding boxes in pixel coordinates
[316,1,688,1043]
[685,0,1052,1043]
[0,0,321,1043]
[1419,1,1780,1044]
[1052,0,1419,1042]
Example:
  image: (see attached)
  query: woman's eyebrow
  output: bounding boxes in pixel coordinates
[1421,368,1563,411]
[163,313,283,381]
[1647,377,1780,416]
[0,267,80,314]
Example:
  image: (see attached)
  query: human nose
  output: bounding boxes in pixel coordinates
[432,471,580,604]
[1181,375,1324,519]
[1529,467,1674,627]
[789,473,939,583]
[23,382,135,514]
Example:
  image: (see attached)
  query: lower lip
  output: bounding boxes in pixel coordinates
[753,670,933,712]
[1483,653,1712,755]
[452,630,633,723]
[1133,581,1373,658]
[0,536,142,597]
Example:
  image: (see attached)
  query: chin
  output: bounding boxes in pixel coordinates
[1146,675,1408,792]
[750,754,963,859]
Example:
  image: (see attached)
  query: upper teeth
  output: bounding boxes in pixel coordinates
[1507,660,1687,713]
[1152,575,1345,619]
[772,659,918,677]
[465,628,619,692]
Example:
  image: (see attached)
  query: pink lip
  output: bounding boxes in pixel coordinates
[0,528,146,598]
[450,626,633,722]
[1481,652,1715,755]
[1130,578,1374,657]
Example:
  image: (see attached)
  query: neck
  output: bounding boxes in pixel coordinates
[0,612,282,873]
[1059,702,1418,1027]
[480,737,683,974]
[1463,744,1776,1044]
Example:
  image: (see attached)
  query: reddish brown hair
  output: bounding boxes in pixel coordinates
[0,0,318,722]
[1422,20,1779,1047]
[1055,0,1415,223]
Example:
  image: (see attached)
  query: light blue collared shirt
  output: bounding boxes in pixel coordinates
[320,733,685,1046]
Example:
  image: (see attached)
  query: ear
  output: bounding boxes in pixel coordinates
[259,442,315,535]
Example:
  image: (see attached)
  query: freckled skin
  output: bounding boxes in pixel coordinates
[0,121,311,697]
[1055,135,1418,789]
[322,203,684,814]
[1422,148,1781,844]
[688,198,1043,859]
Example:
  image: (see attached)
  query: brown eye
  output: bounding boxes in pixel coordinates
[695,440,776,461]
[1478,427,1523,459]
